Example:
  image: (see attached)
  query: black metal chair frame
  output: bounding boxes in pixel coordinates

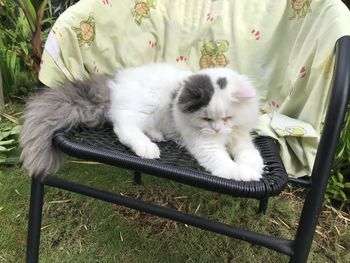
[26,36,350,263]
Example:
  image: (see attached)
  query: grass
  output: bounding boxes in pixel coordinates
[1,162,350,262]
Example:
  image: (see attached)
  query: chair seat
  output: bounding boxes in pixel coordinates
[52,124,288,199]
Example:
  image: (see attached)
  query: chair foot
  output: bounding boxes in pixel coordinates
[133,171,142,185]
[258,197,269,214]
[26,176,44,263]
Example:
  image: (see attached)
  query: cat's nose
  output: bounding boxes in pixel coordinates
[211,121,223,133]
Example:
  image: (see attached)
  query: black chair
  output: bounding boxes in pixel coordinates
[25,1,350,262]
[26,36,350,263]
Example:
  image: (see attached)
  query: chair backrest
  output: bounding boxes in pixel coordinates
[39,0,350,177]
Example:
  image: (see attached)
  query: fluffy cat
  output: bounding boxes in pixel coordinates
[20,63,263,181]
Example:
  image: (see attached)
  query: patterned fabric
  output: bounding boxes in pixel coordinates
[39,0,350,177]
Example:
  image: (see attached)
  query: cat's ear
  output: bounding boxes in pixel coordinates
[234,85,256,98]
[231,76,256,101]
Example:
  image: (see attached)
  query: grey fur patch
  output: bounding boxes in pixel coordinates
[20,75,112,177]
[177,74,214,113]
[217,77,227,89]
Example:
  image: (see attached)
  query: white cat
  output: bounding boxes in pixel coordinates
[108,64,263,181]
[21,63,263,181]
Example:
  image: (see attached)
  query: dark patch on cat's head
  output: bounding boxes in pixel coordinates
[171,86,181,101]
[177,74,214,113]
[216,77,227,89]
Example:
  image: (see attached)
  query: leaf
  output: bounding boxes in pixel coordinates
[324,195,331,204]
[19,41,29,55]
[0,123,12,131]
[0,154,7,163]
[0,139,15,146]
[327,189,339,196]
[3,156,21,165]
[337,172,344,183]
[0,131,11,141]
[334,182,344,189]
[13,0,37,32]
[10,125,21,135]
[10,52,18,75]
[0,145,8,152]
[339,190,347,201]
[336,145,345,158]
[37,0,49,25]
[0,146,15,152]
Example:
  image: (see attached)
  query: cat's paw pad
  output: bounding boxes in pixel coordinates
[237,165,262,181]
[134,142,160,159]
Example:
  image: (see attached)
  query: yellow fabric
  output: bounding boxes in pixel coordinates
[39,0,350,177]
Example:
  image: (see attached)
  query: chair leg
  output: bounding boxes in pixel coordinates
[133,171,142,185]
[258,197,269,214]
[289,188,325,263]
[26,176,44,263]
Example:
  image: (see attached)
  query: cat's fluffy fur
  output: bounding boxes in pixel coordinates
[20,63,263,181]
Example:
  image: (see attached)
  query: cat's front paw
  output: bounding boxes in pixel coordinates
[133,141,160,159]
[211,163,241,180]
[235,150,264,174]
[212,162,262,181]
[236,164,262,181]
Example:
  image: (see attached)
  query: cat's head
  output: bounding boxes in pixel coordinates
[175,67,258,135]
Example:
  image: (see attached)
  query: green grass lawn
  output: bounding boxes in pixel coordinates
[1,162,350,262]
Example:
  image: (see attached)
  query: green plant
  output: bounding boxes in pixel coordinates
[49,0,79,18]
[326,108,350,206]
[0,2,32,96]
[0,115,21,165]
[13,0,50,72]
[0,1,53,99]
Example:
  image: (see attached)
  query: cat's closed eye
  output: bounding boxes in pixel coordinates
[202,117,213,122]
[223,116,232,122]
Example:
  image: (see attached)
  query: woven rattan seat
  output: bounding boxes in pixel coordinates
[53,124,288,199]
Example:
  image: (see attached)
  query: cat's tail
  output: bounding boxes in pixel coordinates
[20,76,111,177]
